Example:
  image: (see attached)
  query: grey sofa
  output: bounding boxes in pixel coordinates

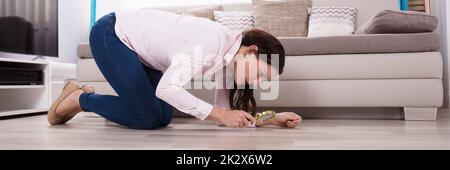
[76,0,443,120]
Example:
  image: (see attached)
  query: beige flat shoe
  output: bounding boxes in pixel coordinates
[59,84,95,124]
[80,85,95,94]
[48,81,85,125]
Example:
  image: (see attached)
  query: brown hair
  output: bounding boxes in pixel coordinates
[229,29,286,116]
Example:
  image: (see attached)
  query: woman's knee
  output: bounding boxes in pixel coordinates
[133,123,159,130]
[132,119,159,130]
[159,116,173,128]
[158,103,173,128]
[132,112,163,130]
[133,115,172,130]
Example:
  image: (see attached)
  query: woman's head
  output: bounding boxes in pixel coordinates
[230,29,286,115]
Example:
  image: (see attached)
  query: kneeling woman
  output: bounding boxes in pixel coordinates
[48,9,302,129]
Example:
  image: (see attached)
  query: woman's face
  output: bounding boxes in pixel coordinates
[233,46,279,86]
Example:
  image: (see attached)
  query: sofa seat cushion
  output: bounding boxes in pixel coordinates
[279,33,440,56]
[281,52,442,80]
[79,33,440,59]
[77,79,443,108]
[77,52,442,82]
[186,79,443,107]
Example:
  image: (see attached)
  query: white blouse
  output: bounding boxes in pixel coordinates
[114,9,242,120]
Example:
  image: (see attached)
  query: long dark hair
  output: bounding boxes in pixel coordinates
[229,29,286,116]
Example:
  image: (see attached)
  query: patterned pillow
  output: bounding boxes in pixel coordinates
[307,7,358,37]
[253,0,311,37]
[214,11,254,33]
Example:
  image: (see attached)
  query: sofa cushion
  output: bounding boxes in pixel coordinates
[77,59,106,81]
[214,11,254,33]
[252,0,311,37]
[279,33,440,56]
[356,10,438,34]
[79,79,443,108]
[77,52,442,82]
[312,0,398,28]
[77,42,93,59]
[307,7,358,37]
[280,52,442,80]
[147,0,398,29]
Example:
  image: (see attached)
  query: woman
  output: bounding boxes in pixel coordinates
[48,9,302,130]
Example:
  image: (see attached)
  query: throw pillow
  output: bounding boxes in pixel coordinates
[178,5,223,21]
[307,7,358,37]
[355,10,438,34]
[252,0,311,37]
[214,11,255,33]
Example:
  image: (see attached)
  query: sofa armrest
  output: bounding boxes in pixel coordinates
[77,42,93,59]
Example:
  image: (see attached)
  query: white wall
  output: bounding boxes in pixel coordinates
[432,0,449,108]
[442,0,450,108]
[422,0,450,108]
[53,0,90,63]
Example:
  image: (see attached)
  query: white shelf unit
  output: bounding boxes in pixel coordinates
[0,109,48,117]
[0,57,50,117]
[0,85,46,89]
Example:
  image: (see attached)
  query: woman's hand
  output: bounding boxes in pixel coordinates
[208,107,256,128]
[272,112,302,128]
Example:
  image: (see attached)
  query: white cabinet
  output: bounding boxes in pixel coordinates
[0,57,76,117]
[0,57,50,117]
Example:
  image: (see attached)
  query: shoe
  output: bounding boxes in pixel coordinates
[48,81,91,125]
[80,85,95,94]
[60,84,96,124]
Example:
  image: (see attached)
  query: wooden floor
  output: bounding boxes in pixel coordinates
[0,110,449,150]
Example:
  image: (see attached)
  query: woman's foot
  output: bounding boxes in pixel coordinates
[56,89,84,124]
[48,81,96,125]
[81,85,95,94]
[60,85,96,124]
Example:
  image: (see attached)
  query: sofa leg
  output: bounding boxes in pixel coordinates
[403,107,437,121]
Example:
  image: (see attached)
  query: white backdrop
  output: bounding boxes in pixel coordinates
[56,0,90,63]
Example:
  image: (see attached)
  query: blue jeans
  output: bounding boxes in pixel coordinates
[81,13,173,130]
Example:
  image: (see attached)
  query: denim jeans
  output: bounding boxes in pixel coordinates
[81,13,173,130]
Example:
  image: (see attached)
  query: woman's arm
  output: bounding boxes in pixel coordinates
[255,116,276,127]
[255,111,302,128]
